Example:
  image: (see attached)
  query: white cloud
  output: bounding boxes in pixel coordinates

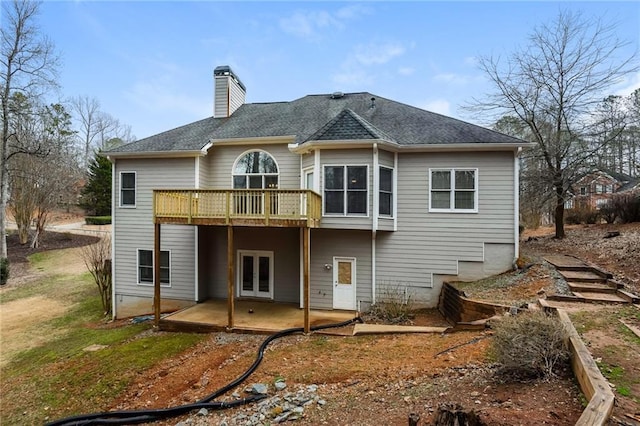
[433,73,470,85]
[398,67,415,76]
[279,10,338,39]
[418,99,451,115]
[614,71,640,97]
[354,42,405,66]
[332,69,375,88]
[279,5,369,40]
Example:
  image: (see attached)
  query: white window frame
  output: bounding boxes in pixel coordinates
[119,171,136,208]
[428,168,478,213]
[137,248,171,287]
[231,149,280,189]
[379,165,394,217]
[322,164,369,217]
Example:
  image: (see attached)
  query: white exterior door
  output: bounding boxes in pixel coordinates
[238,250,273,299]
[333,257,356,310]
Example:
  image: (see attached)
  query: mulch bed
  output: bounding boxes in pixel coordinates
[6,231,100,265]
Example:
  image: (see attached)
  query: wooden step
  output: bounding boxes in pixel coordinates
[544,255,587,269]
[559,270,607,283]
[572,292,629,304]
[567,281,618,294]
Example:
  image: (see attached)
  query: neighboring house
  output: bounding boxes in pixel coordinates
[106,66,532,331]
[567,170,640,210]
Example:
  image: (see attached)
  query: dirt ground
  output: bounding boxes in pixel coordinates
[3,217,639,425]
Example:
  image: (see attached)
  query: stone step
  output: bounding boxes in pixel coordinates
[571,292,629,304]
[559,270,607,283]
[567,281,618,294]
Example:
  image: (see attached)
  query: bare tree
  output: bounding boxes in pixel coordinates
[1,0,59,258]
[71,96,135,166]
[81,233,112,316]
[471,11,638,238]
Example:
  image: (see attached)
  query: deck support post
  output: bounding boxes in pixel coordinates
[227,226,235,329]
[153,222,161,327]
[303,226,310,333]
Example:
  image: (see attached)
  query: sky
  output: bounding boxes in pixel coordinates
[35,1,640,140]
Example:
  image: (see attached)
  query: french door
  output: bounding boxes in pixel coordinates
[238,250,274,299]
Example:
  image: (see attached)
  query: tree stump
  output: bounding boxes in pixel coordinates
[408,412,420,426]
[433,403,485,426]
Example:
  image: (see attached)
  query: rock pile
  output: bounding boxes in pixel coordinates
[176,382,325,426]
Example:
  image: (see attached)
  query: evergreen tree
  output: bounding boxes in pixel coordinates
[79,153,112,216]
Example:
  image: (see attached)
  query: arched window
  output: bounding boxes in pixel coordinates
[232,150,279,189]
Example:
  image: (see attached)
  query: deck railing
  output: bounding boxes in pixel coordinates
[153,189,322,227]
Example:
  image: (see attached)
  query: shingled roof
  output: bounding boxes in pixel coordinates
[108,92,525,155]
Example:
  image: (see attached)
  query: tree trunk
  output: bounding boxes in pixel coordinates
[554,183,566,239]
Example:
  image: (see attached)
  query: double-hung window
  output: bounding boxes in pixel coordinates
[120,172,136,207]
[379,166,393,216]
[429,168,477,212]
[324,165,368,215]
[138,249,170,286]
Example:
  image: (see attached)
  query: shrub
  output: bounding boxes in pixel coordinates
[611,193,640,224]
[0,257,8,285]
[368,282,414,324]
[599,202,618,224]
[85,216,112,225]
[565,207,599,225]
[491,310,570,380]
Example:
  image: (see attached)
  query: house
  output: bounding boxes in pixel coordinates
[106,66,532,332]
[567,170,640,210]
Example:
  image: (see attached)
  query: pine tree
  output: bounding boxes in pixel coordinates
[79,153,112,217]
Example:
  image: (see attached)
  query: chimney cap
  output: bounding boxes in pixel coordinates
[214,65,246,91]
[330,92,344,99]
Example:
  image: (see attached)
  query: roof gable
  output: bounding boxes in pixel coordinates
[305,108,397,143]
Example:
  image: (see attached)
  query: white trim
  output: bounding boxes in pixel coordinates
[371,233,376,304]
[288,139,533,154]
[110,161,116,319]
[332,256,357,310]
[428,168,479,213]
[237,250,274,299]
[231,149,280,189]
[118,171,137,208]
[393,152,398,231]
[373,144,379,231]
[136,248,171,288]
[322,164,370,217]
[194,227,199,302]
[378,165,395,219]
[514,149,520,260]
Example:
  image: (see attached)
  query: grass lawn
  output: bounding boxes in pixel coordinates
[0,248,206,425]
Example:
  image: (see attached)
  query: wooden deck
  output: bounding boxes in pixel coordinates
[153,189,322,228]
[160,299,357,334]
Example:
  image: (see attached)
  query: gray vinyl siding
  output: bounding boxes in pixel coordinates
[319,149,374,229]
[309,229,372,310]
[301,153,314,169]
[197,156,209,189]
[198,227,300,304]
[214,76,245,118]
[205,144,300,189]
[113,158,197,301]
[378,149,395,168]
[375,151,515,291]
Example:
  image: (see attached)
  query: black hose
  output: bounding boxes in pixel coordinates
[46,316,362,426]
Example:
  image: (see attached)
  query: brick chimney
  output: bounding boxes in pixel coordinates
[214,65,246,118]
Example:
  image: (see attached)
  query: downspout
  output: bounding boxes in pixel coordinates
[194,157,200,302]
[514,148,521,264]
[393,152,398,232]
[372,144,379,305]
[110,160,116,319]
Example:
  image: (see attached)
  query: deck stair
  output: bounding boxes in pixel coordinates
[544,255,638,304]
